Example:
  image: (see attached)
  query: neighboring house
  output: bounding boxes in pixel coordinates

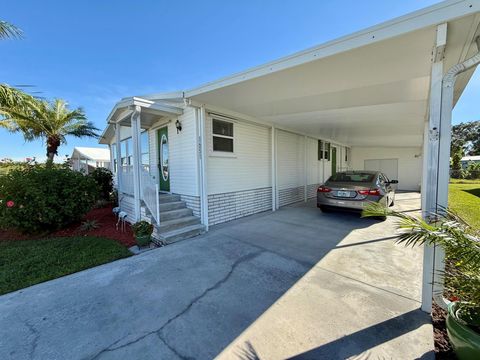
[99,0,480,259]
[70,147,110,174]
[461,155,480,168]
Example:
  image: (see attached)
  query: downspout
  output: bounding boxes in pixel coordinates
[433,36,480,310]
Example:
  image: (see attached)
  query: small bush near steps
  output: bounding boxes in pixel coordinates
[0,165,98,233]
[131,221,153,247]
[88,167,113,201]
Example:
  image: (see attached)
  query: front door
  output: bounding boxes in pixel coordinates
[158,127,170,192]
[331,147,337,175]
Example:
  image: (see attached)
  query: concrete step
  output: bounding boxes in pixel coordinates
[159,224,205,244]
[158,193,181,203]
[159,216,200,232]
[160,208,193,221]
[159,201,187,212]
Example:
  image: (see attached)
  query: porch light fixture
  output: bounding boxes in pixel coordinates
[175,119,182,133]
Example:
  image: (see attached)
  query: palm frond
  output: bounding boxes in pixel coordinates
[362,202,480,268]
[0,21,23,40]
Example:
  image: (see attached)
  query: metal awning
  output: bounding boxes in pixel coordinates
[181,0,480,147]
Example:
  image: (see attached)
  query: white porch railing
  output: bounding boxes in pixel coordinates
[119,166,134,195]
[142,171,160,225]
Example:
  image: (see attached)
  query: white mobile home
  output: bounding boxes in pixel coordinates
[71,147,111,174]
[100,0,480,312]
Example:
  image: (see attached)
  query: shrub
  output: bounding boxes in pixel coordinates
[131,220,154,247]
[0,166,98,233]
[79,219,100,232]
[88,168,113,201]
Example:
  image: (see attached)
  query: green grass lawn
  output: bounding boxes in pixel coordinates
[449,181,480,230]
[0,237,132,295]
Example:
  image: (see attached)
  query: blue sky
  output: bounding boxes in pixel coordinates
[1,0,478,161]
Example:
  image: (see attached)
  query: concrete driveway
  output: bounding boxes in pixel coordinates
[0,193,433,359]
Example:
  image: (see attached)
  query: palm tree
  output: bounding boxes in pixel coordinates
[0,20,23,40]
[0,84,99,163]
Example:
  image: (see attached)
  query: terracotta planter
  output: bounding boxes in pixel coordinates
[446,302,480,360]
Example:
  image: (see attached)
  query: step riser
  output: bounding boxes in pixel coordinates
[159,202,186,212]
[159,218,200,232]
[159,194,181,203]
[160,209,193,221]
[161,228,204,244]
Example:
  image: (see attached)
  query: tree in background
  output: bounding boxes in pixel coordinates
[451,120,480,156]
[451,148,464,178]
[0,20,22,40]
[0,84,99,163]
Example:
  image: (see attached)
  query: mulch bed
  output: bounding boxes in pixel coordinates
[0,204,136,247]
[432,303,457,360]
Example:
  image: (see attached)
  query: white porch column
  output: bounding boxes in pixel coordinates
[115,124,122,192]
[131,106,142,221]
[271,125,277,211]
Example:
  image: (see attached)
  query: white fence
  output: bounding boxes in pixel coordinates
[117,167,160,225]
[142,171,160,225]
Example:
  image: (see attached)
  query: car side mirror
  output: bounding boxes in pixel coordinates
[389,180,399,184]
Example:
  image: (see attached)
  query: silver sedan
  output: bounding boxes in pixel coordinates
[317,171,398,212]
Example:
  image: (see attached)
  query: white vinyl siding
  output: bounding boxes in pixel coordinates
[306,137,324,198]
[148,107,199,196]
[169,107,199,196]
[277,130,305,191]
[276,130,305,206]
[148,129,157,177]
[206,116,271,194]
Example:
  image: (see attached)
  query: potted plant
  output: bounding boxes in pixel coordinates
[131,221,154,247]
[363,203,480,360]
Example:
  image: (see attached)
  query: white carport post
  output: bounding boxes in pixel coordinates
[421,23,447,313]
[304,136,308,202]
[421,25,480,313]
[199,106,209,230]
[271,125,277,211]
[130,106,142,221]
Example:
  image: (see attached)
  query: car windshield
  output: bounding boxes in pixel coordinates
[328,172,375,183]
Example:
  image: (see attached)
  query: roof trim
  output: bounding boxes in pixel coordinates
[184,0,480,98]
[105,96,183,125]
[71,147,110,161]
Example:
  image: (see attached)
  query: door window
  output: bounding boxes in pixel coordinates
[160,134,169,181]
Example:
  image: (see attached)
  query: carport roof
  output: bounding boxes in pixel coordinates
[147,0,480,147]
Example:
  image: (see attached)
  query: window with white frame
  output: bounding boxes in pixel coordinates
[112,143,117,173]
[120,138,130,167]
[212,118,234,153]
[141,131,149,171]
[119,131,149,171]
[324,142,331,161]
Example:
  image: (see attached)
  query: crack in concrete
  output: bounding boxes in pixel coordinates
[87,250,263,360]
[221,232,313,268]
[25,321,40,360]
[156,332,192,360]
